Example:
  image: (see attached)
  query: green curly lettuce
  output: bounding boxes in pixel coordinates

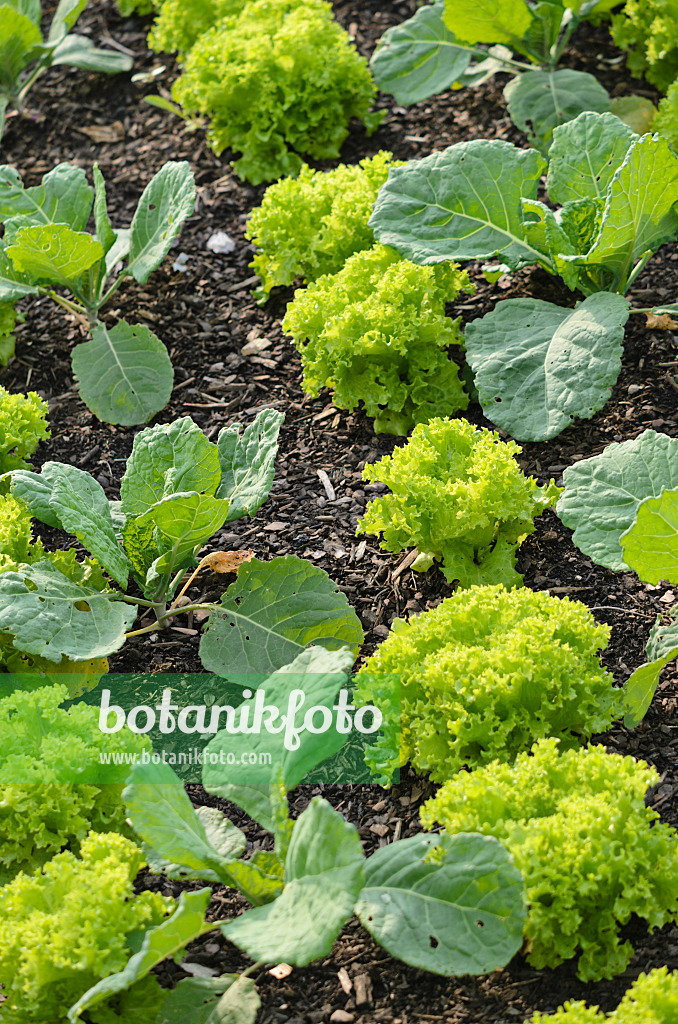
[421,739,678,982]
[0,302,18,366]
[282,245,472,435]
[611,0,678,91]
[0,386,49,483]
[115,0,159,15]
[149,0,245,55]
[171,0,382,183]
[655,80,678,150]
[357,417,560,586]
[530,966,678,1022]
[0,831,172,1023]
[246,152,403,300]
[355,584,620,785]
[0,684,149,881]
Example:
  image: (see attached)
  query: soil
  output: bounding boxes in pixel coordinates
[2,2,678,1021]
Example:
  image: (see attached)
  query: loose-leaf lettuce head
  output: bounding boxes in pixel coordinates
[611,0,678,91]
[246,152,403,300]
[149,0,246,54]
[0,832,172,1023]
[0,684,149,879]
[357,417,560,588]
[421,739,678,981]
[171,0,381,184]
[355,585,619,784]
[0,385,48,479]
[282,244,472,435]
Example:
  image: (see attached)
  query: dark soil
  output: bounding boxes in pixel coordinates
[2,2,678,1021]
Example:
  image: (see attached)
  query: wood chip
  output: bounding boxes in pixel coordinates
[74,121,124,142]
[268,963,293,979]
[354,973,373,1008]
[329,1012,354,1023]
[370,823,389,837]
[317,469,336,501]
[337,968,352,995]
[391,548,419,580]
[241,336,271,355]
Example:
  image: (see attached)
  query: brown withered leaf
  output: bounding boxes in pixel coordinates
[645,312,678,330]
[75,121,125,143]
[201,549,254,574]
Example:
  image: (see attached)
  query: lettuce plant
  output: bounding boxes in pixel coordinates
[0,684,148,882]
[371,0,616,153]
[65,645,527,1022]
[0,831,173,1023]
[354,584,620,785]
[0,412,363,680]
[246,152,403,302]
[148,0,246,55]
[370,111,678,441]
[655,79,678,151]
[557,429,678,727]
[421,738,678,981]
[168,0,382,184]
[0,160,195,426]
[356,417,560,587]
[282,244,472,435]
[611,0,678,91]
[0,300,18,364]
[529,967,678,1022]
[0,386,48,483]
[0,0,132,141]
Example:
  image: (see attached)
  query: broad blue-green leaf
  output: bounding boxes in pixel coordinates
[370,3,471,106]
[575,133,678,289]
[48,0,87,41]
[105,227,131,274]
[0,7,41,91]
[442,0,532,45]
[156,976,240,1024]
[7,224,103,288]
[92,163,116,254]
[621,487,678,585]
[208,977,260,1024]
[0,560,136,662]
[558,430,678,570]
[465,292,630,441]
[222,797,364,966]
[521,197,589,292]
[624,645,678,729]
[199,555,363,681]
[216,408,283,521]
[0,162,93,234]
[201,647,356,790]
[127,162,196,285]
[138,491,231,575]
[454,44,512,88]
[504,70,610,154]
[648,615,678,663]
[121,417,221,517]
[10,465,62,528]
[0,245,39,301]
[124,759,246,883]
[71,319,173,426]
[45,462,130,586]
[50,33,133,72]
[369,141,547,269]
[356,832,526,975]
[548,111,638,204]
[68,889,211,1022]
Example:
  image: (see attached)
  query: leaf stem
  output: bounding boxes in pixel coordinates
[623,251,654,294]
[124,603,217,637]
[98,271,127,310]
[47,291,89,327]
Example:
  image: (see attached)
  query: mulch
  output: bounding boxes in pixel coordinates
[2,1,678,1021]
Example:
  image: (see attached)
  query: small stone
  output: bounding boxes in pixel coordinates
[242,336,271,356]
[206,230,236,254]
[628,383,642,395]
[660,591,676,604]
[330,1012,354,1023]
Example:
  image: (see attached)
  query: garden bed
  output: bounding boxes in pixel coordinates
[2,1,678,1021]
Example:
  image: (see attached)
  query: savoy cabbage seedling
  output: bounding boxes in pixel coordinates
[246,152,403,302]
[0,411,363,678]
[0,0,132,140]
[356,417,560,587]
[281,244,472,435]
[100,645,526,997]
[354,584,621,785]
[0,160,196,425]
[421,738,678,981]
[0,684,148,883]
[557,429,678,727]
[371,0,616,153]
[370,112,678,441]
[165,0,383,183]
